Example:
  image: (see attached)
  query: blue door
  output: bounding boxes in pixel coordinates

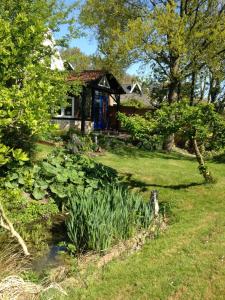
[94,92,108,130]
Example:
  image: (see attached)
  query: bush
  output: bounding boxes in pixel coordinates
[66,185,152,252]
[66,133,94,154]
[1,125,38,159]
[0,189,59,246]
[3,148,118,209]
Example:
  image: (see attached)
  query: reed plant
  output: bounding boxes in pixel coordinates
[66,185,152,252]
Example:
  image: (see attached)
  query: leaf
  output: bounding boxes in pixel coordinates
[32,187,47,200]
[49,183,67,198]
[56,172,69,183]
[36,180,48,190]
[41,162,59,176]
[12,149,29,162]
[0,154,10,166]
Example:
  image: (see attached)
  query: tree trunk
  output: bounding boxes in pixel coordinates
[208,73,221,104]
[190,71,196,106]
[162,134,175,152]
[192,138,213,182]
[162,54,180,152]
[200,75,206,101]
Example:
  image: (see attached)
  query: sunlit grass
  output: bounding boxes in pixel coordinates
[61,147,225,300]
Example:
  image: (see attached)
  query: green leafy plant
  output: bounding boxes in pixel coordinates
[0,144,29,172]
[0,0,81,169]
[4,148,119,208]
[0,188,58,246]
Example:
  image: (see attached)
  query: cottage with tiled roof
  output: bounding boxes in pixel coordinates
[53,70,125,132]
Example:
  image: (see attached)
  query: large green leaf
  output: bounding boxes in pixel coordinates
[49,183,67,198]
[32,187,47,200]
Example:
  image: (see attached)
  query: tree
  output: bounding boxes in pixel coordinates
[80,0,225,149]
[0,0,80,168]
[119,101,225,182]
[61,47,96,71]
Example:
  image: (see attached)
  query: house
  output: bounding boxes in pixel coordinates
[120,82,150,107]
[122,82,142,96]
[53,70,125,132]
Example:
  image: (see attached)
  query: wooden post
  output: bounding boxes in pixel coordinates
[150,190,159,217]
[116,94,120,132]
[81,88,86,134]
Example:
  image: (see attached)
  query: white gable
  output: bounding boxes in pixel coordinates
[43,34,65,71]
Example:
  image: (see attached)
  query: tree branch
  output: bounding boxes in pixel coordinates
[0,203,30,256]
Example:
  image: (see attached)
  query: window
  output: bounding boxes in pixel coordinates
[98,76,110,89]
[57,96,74,118]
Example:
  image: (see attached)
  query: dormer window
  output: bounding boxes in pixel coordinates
[98,76,110,89]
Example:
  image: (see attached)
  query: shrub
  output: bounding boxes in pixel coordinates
[66,185,152,252]
[0,189,58,246]
[3,148,118,209]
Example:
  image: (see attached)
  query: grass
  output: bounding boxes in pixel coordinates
[34,143,55,161]
[56,146,225,300]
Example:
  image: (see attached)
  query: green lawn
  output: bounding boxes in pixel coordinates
[64,147,225,300]
[34,143,55,161]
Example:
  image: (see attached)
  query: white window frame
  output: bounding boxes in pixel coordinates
[56,96,75,118]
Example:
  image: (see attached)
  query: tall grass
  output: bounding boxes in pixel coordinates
[66,185,152,252]
[0,241,30,280]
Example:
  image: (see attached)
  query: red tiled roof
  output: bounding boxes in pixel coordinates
[68,70,107,83]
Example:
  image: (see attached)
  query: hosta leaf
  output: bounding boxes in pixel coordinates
[49,183,67,198]
[41,162,59,176]
[56,172,68,183]
[35,180,48,190]
[32,187,46,200]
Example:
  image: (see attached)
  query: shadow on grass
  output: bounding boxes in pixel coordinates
[212,152,225,164]
[122,172,204,192]
[108,145,195,162]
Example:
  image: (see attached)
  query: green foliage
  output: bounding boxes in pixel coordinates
[0,188,58,245]
[66,185,152,252]
[0,0,80,168]
[122,98,147,108]
[0,144,29,173]
[81,1,225,104]
[63,129,95,153]
[119,102,225,148]
[61,47,95,72]
[4,149,119,209]
[119,101,225,180]
[118,112,162,150]
[93,134,127,151]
